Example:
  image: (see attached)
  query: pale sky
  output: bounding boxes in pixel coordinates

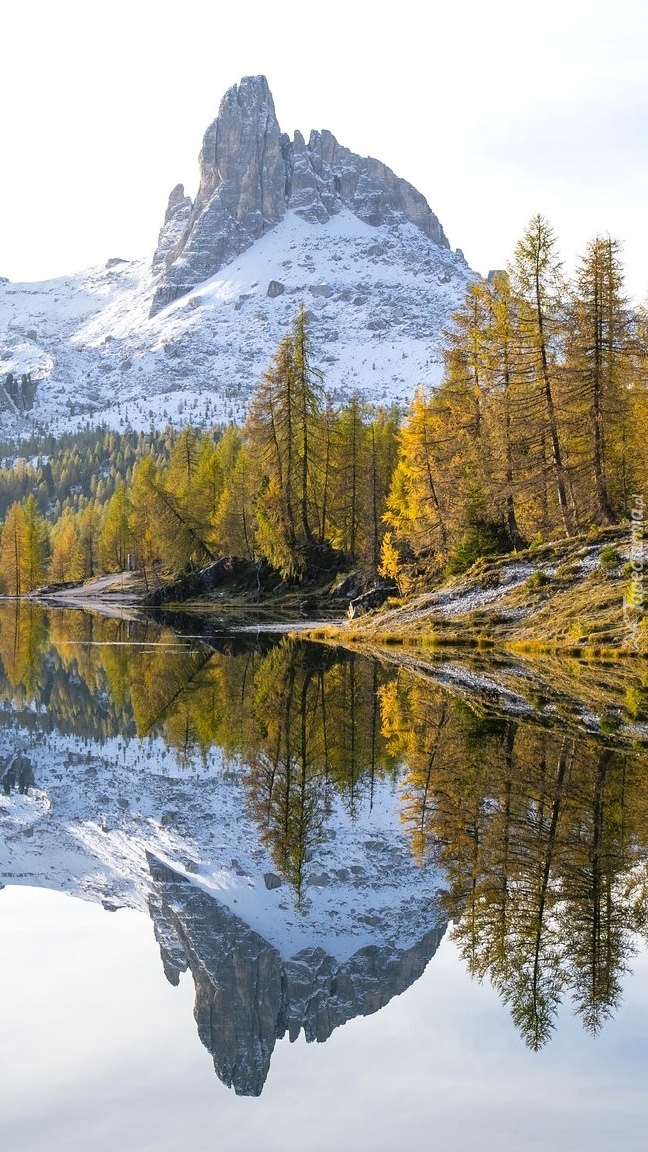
[3,888,648,1151]
[1,0,647,299]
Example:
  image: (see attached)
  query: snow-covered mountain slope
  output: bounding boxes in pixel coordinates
[0,210,472,441]
[0,73,474,444]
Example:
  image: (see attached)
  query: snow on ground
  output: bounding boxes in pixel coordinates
[0,210,472,441]
[434,563,536,617]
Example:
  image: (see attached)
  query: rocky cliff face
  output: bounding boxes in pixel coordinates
[148,856,445,1097]
[151,75,450,314]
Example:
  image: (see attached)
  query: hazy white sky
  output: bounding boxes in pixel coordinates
[1,0,647,298]
[3,888,648,1151]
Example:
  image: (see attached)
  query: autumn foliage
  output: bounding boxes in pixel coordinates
[1,220,646,594]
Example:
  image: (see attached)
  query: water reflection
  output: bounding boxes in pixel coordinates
[1,753,34,795]
[148,855,443,1096]
[381,675,648,1048]
[1,602,648,1092]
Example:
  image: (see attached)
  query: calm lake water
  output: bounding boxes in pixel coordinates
[1,603,648,1151]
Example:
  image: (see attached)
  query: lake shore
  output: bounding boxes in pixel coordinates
[301,527,646,660]
[23,525,645,660]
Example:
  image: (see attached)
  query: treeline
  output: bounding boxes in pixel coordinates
[0,216,646,595]
[0,426,220,592]
[0,427,179,519]
[116,307,399,583]
[0,308,400,592]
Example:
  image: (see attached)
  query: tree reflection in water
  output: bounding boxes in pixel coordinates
[382,674,648,1048]
[1,600,648,1049]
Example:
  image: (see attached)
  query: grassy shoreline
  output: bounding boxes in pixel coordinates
[299,526,646,660]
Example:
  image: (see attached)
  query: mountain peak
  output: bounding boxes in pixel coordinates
[0,78,473,441]
[150,74,450,315]
[227,72,274,101]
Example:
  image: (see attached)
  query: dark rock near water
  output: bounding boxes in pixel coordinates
[331,571,364,599]
[348,580,399,619]
[143,556,282,606]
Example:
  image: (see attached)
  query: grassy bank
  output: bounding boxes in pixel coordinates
[302,527,646,659]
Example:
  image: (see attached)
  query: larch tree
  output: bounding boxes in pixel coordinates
[384,386,450,564]
[130,458,161,588]
[76,502,103,579]
[565,235,633,520]
[21,495,49,592]
[100,485,134,572]
[246,334,298,569]
[481,272,526,548]
[131,455,215,573]
[366,407,400,573]
[246,308,325,577]
[50,511,81,584]
[292,305,325,544]
[510,215,573,535]
[330,395,367,560]
[0,502,26,595]
[0,497,49,594]
[441,278,521,560]
[212,443,259,559]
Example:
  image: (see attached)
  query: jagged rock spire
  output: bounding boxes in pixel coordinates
[150,75,450,315]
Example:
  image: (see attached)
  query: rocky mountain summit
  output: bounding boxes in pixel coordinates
[151,75,450,314]
[0,77,473,442]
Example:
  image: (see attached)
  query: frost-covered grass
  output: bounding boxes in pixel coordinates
[309,526,643,658]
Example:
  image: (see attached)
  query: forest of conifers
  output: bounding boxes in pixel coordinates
[0,215,646,595]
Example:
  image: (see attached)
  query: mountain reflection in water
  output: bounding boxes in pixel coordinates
[0,602,648,1093]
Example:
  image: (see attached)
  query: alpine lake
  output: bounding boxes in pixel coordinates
[1,602,648,1152]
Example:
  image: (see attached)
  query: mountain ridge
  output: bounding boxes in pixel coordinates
[0,75,474,443]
